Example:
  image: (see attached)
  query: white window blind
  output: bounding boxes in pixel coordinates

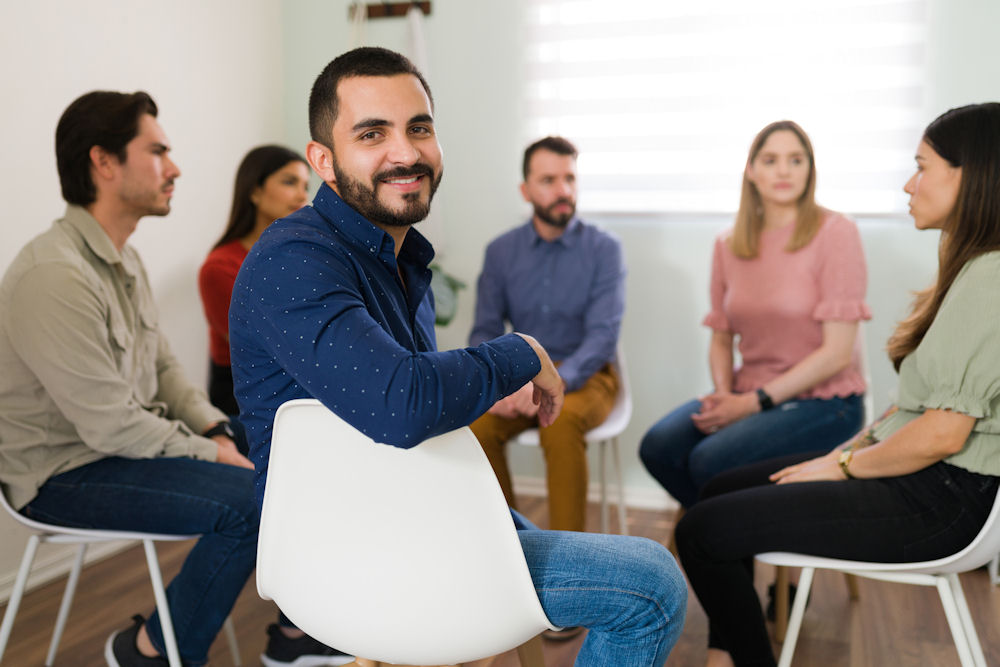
[523,0,927,215]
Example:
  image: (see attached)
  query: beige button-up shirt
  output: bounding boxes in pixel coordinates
[0,205,222,509]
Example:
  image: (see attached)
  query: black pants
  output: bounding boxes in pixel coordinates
[676,451,999,667]
[208,361,239,416]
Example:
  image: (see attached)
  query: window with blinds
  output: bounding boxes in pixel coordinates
[522,0,927,215]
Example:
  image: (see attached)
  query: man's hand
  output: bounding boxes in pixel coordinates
[515,333,564,428]
[214,436,254,469]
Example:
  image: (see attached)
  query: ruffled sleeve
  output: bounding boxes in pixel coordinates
[811,213,872,322]
[912,254,1000,419]
[701,233,732,332]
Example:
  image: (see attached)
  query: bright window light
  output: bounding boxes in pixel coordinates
[523,0,927,215]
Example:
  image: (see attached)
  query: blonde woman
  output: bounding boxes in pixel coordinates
[640,121,869,509]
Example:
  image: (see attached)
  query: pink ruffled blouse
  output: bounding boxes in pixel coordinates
[702,211,871,400]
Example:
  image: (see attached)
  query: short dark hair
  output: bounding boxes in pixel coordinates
[214,145,308,249]
[308,47,433,149]
[55,91,158,206]
[522,136,578,180]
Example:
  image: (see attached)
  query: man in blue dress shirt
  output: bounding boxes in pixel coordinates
[469,137,625,534]
[230,47,684,665]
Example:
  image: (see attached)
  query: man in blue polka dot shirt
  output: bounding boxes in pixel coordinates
[230,47,686,666]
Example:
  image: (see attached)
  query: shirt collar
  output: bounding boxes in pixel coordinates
[526,216,581,248]
[62,204,135,273]
[312,182,435,270]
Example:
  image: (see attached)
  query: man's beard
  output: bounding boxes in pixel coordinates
[533,197,575,228]
[333,161,442,227]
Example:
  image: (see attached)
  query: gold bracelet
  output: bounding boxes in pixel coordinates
[838,448,856,479]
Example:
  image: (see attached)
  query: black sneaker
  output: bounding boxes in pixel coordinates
[260,624,354,667]
[105,615,169,667]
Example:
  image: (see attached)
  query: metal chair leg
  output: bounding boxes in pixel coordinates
[0,534,41,663]
[45,543,88,665]
[776,567,814,667]
[142,540,182,667]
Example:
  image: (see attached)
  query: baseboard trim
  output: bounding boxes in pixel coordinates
[512,475,679,512]
[0,539,134,605]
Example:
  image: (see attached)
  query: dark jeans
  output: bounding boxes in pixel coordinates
[676,451,999,667]
[640,394,864,507]
[23,430,258,667]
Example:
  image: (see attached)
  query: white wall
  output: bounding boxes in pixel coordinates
[0,0,286,599]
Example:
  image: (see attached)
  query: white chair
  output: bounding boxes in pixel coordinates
[257,398,556,666]
[758,485,1000,667]
[0,487,241,667]
[513,344,632,535]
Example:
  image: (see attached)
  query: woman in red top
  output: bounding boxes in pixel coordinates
[199,145,309,414]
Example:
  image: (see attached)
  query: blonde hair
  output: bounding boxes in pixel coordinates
[731,120,822,259]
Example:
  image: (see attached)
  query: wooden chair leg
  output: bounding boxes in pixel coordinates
[667,507,685,558]
[515,634,546,667]
[774,566,789,642]
[845,572,860,599]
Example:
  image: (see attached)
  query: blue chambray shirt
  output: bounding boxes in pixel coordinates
[469,218,625,392]
[230,184,540,506]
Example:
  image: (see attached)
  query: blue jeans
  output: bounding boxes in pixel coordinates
[640,394,864,508]
[512,510,686,665]
[23,441,258,666]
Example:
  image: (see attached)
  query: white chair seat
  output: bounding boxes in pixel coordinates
[758,481,1000,667]
[0,487,240,667]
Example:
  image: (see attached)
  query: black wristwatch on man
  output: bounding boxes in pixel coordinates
[203,421,236,440]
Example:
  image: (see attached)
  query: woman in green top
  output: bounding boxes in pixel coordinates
[675,102,1000,667]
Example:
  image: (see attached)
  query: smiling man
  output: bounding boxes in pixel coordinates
[469,137,626,538]
[229,47,686,665]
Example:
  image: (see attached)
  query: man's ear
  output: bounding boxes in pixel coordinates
[519,181,530,203]
[306,141,336,186]
[89,145,119,184]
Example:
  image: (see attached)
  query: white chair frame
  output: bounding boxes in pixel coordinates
[0,488,240,667]
[758,481,1000,667]
[257,399,556,666]
[514,344,632,534]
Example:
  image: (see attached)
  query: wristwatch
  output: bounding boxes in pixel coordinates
[838,448,856,479]
[756,387,775,411]
[203,421,236,440]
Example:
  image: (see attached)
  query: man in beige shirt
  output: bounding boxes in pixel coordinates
[0,92,347,667]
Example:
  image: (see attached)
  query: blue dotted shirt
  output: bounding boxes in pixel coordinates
[230,184,540,506]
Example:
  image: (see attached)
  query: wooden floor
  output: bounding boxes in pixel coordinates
[2,494,999,666]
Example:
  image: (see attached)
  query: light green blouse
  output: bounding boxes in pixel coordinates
[872,251,1000,476]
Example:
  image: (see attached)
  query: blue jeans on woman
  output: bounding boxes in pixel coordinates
[22,429,258,667]
[640,394,864,508]
[512,510,687,665]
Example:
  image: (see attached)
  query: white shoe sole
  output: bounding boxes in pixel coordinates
[260,653,355,667]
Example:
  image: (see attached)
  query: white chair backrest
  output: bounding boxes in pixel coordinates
[256,399,553,665]
[602,343,632,433]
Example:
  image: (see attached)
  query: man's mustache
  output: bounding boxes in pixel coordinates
[376,164,435,182]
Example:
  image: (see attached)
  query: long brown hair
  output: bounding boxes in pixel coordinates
[731,120,822,258]
[887,103,1000,370]
[214,145,307,249]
